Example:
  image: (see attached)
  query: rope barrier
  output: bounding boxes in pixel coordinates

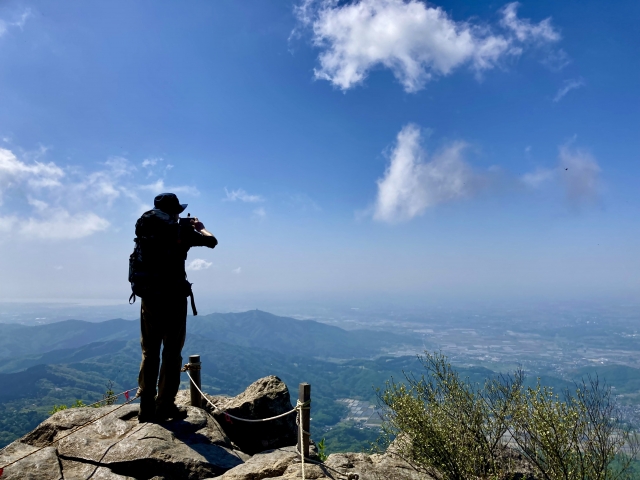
[0,393,139,476]
[184,371,306,423]
[298,404,306,480]
[184,370,313,480]
[82,388,138,409]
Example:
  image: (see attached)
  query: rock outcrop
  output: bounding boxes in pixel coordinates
[0,376,427,480]
[176,376,297,455]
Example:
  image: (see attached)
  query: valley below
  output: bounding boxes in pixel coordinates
[0,305,639,455]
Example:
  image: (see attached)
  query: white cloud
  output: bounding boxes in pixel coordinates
[139,179,200,196]
[0,8,31,38]
[521,167,554,188]
[0,148,64,200]
[0,209,109,239]
[0,215,17,232]
[553,78,585,102]
[224,188,264,203]
[141,157,160,168]
[73,157,135,206]
[232,267,242,274]
[373,124,480,222]
[297,0,560,92]
[500,2,559,43]
[0,147,200,239]
[186,258,213,271]
[253,207,267,219]
[14,9,32,29]
[27,196,49,212]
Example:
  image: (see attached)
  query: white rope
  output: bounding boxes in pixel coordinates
[185,371,301,423]
[185,371,312,480]
[82,388,138,409]
[298,400,306,480]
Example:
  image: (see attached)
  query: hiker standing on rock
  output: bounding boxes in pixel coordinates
[129,193,217,423]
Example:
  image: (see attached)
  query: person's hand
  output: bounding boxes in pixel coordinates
[191,217,205,232]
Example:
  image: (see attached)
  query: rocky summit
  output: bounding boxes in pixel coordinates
[0,375,425,480]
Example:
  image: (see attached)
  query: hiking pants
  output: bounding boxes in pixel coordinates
[137,295,187,409]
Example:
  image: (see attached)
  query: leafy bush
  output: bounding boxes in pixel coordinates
[48,399,86,415]
[378,351,639,480]
[48,380,117,415]
[317,437,328,461]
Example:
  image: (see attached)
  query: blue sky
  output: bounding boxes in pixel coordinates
[0,0,638,308]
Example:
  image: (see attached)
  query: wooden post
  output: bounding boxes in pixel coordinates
[298,383,311,458]
[188,354,202,408]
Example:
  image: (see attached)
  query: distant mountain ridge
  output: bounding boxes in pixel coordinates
[189,310,419,358]
[0,310,421,364]
[0,319,137,360]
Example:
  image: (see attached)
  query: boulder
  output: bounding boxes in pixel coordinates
[264,452,431,480]
[216,446,299,480]
[0,443,62,480]
[9,403,247,480]
[324,452,430,480]
[178,376,298,455]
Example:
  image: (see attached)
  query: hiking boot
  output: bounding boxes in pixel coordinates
[138,396,156,423]
[156,403,188,422]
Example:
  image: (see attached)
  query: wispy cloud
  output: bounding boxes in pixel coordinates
[0,209,109,239]
[0,147,199,239]
[294,0,560,92]
[521,168,554,188]
[0,148,65,201]
[141,157,160,168]
[224,188,264,203]
[253,207,267,220]
[541,48,571,71]
[558,144,601,207]
[373,124,484,222]
[0,8,32,37]
[500,2,560,43]
[287,193,322,212]
[553,78,585,102]
[139,179,199,196]
[13,9,31,29]
[520,141,602,207]
[186,258,213,271]
[232,267,242,274]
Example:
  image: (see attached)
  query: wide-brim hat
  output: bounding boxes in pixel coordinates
[154,193,187,214]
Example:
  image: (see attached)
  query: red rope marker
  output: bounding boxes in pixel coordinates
[0,467,4,477]
[124,391,130,401]
[224,413,233,424]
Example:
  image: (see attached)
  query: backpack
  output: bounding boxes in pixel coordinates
[128,210,198,315]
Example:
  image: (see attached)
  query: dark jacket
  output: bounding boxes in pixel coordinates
[132,209,217,296]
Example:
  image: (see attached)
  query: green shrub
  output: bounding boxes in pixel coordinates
[48,404,68,415]
[378,351,639,480]
[317,437,328,461]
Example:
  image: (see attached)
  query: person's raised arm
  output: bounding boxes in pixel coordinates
[190,217,217,247]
